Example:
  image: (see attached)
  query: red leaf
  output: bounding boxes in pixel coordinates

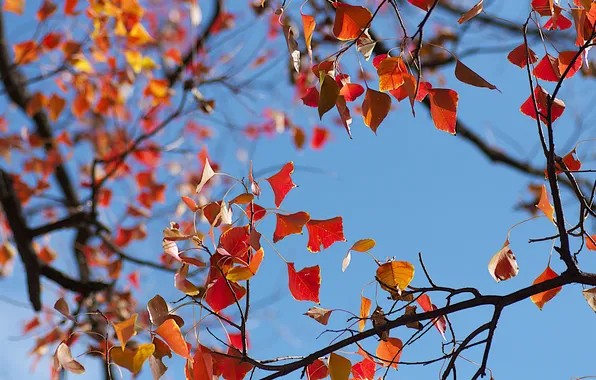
[407,0,435,11]
[532,54,560,82]
[416,294,446,337]
[306,359,328,380]
[204,277,247,312]
[488,244,519,282]
[372,54,387,69]
[273,212,311,242]
[333,3,373,41]
[266,162,296,208]
[428,89,458,134]
[507,43,539,68]
[246,203,266,221]
[520,85,565,123]
[310,127,330,150]
[306,217,347,253]
[545,13,572,30]
[558,51,583,78]
[352,356,375,379]
[301,86,320,108]
[287,262,320,303]
[339,83,365,102]
[532,0,553,16]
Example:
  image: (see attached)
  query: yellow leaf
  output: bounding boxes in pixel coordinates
[110,344,155,374]
[129,23,154,45]
[328,352,351,380]
[350,239,376,252]
[359,296,371,332]
[226,248,264,282]
[376,261,415,293]
[377,57,405,92]
[71,54,95,74]
[113,314,138,350]
[125,51,159,73]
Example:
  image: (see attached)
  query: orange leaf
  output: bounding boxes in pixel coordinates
[376,337,403,369]
[47,94,66,121]
[319,74,340,119]
[37,0,57,21]
[376,261,415,293]
[26,92,47,117]
[488,244,519,282]
[333,3,373,41]
[273,212,310,242]
[458,0,483,23]
[304,306,333,325]
[3,0,25,14]
[537,184,555,223]
[351,238,376,252]
[339,83,365,102]
[113,314,138,350]
[287,262,320,303]
[407,0,435,11]
[246,203,266,221]
[507,43,539,68]
[188,347,213,380]
[455,60,498,90]
[530,265,562,310]
[154,319,192,360]
[586,234,596,251]
[359,296,371,332]
[226,248,264,282]
[306,359,329,380]
[377,56,406,92]
[181,196,199,212]
[306,217,346,253]
[416,294,447,337]
[362,88,391,134]
[558,51,583,78]
[428,89,458,134]
[328,352,351,380]
[302,13,316,61]
[110,344,155,374]
[229,193,254,206]
[204,277,246,312]
[266,162,296,208]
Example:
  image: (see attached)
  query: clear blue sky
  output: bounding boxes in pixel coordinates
[1,0,595,379]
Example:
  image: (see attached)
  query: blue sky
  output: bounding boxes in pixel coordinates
[1,0,595,379]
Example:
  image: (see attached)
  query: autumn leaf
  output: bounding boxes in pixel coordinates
[54,297,76,322]
[377,56,406,92]
[302,13,316,61]
[110,344,155,374]
[195,158,215,193]
[342,239,376,272]
[356,31,376,60]
[282,24,300,73]
[188,347,213,380]
[328,352,351,380]
[246,203,266,221]
[416,294,447,338]
[225,247,264,282]
[520,85,565,123]
[175,264,202,295]
[507,43,539,68]
[53,342,85,374]
[532,54,560,82]
[181,196,199,212]
[558,51,583,78]
[47,94,66,121]
[147,295,170,327]
[359,296,372,332]
[307,359,329,380]
[537,184,555,223]
[154,319,192,360]
[362,88,391,134]
[266,162,296,208]
[204,276,247,312]
[352,356,375,380]
[407,0,435,11]
[3,0,25,15]
[376,337,403,369]
[376,261,415,294]
[273,212,310,242]
[336,96,353,138]
[586,234,596,251]
[458,0,483,23]
[530,265,562,310]
[333,3,373,41]
[339,83,365,102]
[287,262,321,303]
[488,244,519,282]
[455,60,498,90]
[306,217,346,253]
[113,314,138,350]
[304,306,333,325]
[311,126,330,150]
[301,86,320,107]
[428,89,458,134]
[582,286,596,312]
[319,74,340,119]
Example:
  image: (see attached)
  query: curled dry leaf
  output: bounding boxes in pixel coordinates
[371,306,389,341]
[54,342,85,374]
[282,23,300,73]
[458,0,483,24]
[488,244,519,282]
[175,264,202,296]
[582,286,596,312]
[304,306,333,325]
[195,158,215,193]
[147,295,169,326]
[54,297,76,322]
[356,31,376,60]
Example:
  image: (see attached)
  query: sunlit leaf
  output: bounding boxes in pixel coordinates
[520,85,565,123]
[488,244,519,282]
[530,265,562,310]
[537,184,555,223]
[266,162,296,208]
[306,217,346,253]
[428,89,458,134]
[273,212,310,242]
[226,248,264,282]
[416,294,447,338]
[287,262,320,303]
[376,261,415,294]
[195,158,215,193]
[302,13,316,61]
[533,54,560,82]
[507,43,539,68]
[377,56,406,92]
[154,319,192,360]
[204,276,246,312]
[113,314,138,350]
[333,3,372,41]
[311,126,330,150]
[376,337,402,369]
[362,88,391,134]
[359,296,371,332]
[352,355,375,380]
[558,50,583,78]
[339,83,365,102]
[304,306,333,325]
[307,359,329,380]
[110,344,155,374]
[329,352,351,380]
[3,0,25,15]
